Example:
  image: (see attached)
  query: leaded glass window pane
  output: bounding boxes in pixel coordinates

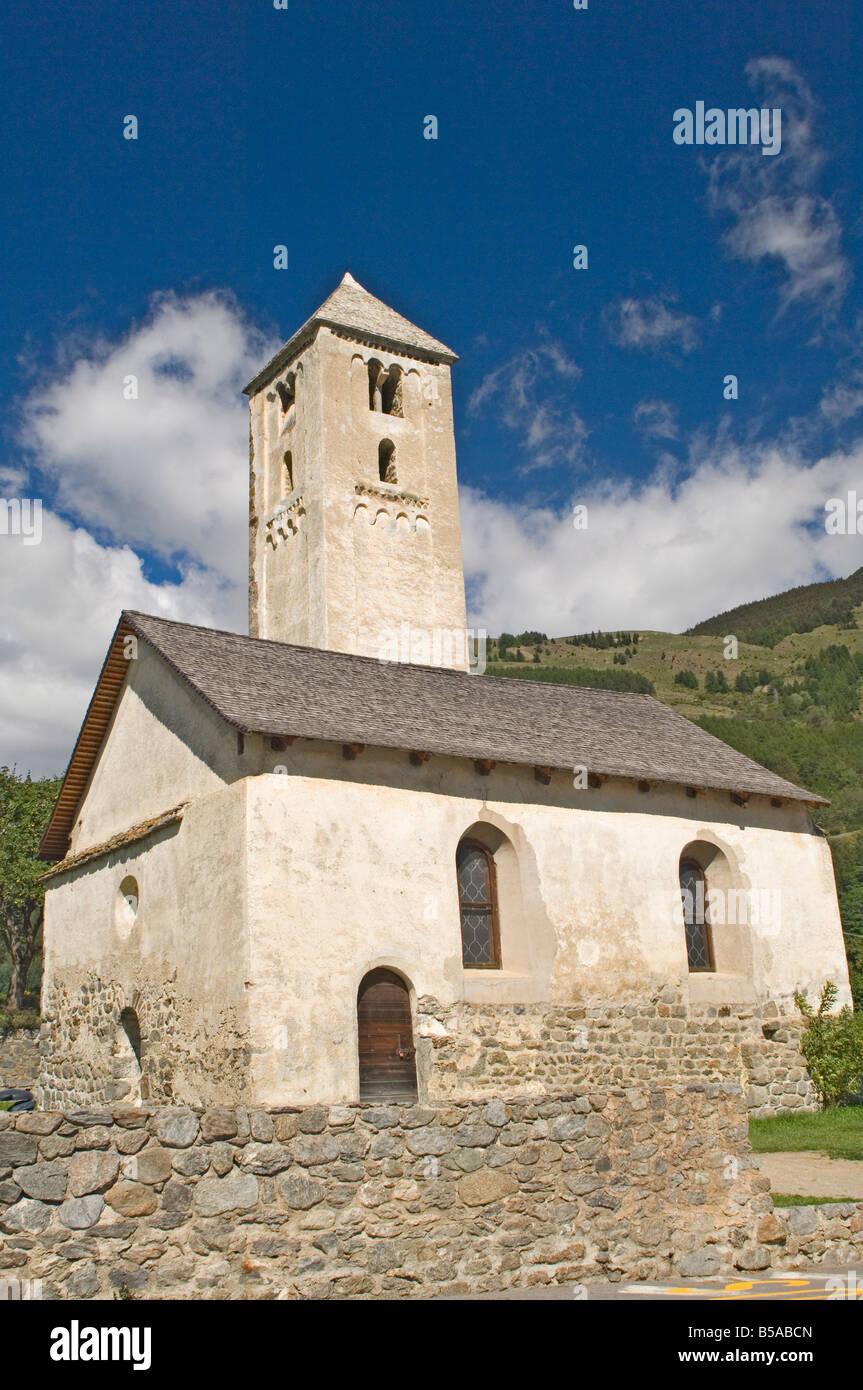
[680,861,712,972]
[456,843,499,968]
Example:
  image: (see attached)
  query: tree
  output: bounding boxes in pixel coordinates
[0,767,60,1009]
[794,980,863,1106]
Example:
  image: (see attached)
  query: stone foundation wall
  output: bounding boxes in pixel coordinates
[1,1091,858,1300]
[39,974,250,1111]
[740,1018,819,1117]
[420,995,818,1118]
[39,980,818,1118]
[0,1029,41,1092]
[0,1084,762,1299]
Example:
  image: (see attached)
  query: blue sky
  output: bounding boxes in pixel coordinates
[1,0,862,772]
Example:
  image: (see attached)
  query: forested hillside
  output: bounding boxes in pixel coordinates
[686,566,863,648]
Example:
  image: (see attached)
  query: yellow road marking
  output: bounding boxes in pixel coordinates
[711,1289,863,1301]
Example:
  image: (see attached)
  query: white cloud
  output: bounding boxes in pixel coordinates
[19,291,277,579]
[1,292,274,777]
[821,373,863,427]
[606,295,700,354]
[706,58,850,313]
[462,439,863,637]
[468,341,587,470]
[0,509,244,777]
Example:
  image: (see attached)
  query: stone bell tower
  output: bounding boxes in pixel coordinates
[244,273,469,668]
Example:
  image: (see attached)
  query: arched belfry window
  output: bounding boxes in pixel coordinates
[368,359,384,411]
[368,360,403,417]
[380,365,403,416]
[379,439,397,483]
[679,858,713,972]
[456,839,501,968]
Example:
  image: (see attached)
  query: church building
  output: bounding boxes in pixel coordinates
[36,275,851,1112]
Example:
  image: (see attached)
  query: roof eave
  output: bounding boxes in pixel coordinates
[243,318,458,396]
[36,615,137,861]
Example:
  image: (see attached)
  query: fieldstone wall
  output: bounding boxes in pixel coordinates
[38,983,817,1118]
[419,994,818,1118]
[0,1083,768,1299]
[767,1200,863,1270]
[1,1091,859,1300]
[39,973,250,1111]
[740,1017,819,1117]
[0,1029,41,1091]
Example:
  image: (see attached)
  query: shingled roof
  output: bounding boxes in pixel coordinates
[37,609,827,860]
[243,272,457,395]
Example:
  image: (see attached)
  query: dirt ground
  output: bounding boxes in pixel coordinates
[759,1150,863,1199]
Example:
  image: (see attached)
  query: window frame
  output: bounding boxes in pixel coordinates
[456,837,502,970]
[679,857,714,974]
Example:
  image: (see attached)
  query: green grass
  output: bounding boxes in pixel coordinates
[749,1107,863,1160]
[0,1101,12,1111]
[771,1194,861,1206]
[0,1008,40,1031]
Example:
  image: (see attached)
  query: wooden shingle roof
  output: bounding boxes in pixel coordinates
[37,610,827,861]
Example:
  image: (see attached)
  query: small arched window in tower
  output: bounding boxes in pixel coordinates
[368,359,384,412]
[379,439,397,484]
[380,365,403,417]
[284,451,294,492]
[679,858,714,972]
[456,839,501,968]
[368,360,403,416]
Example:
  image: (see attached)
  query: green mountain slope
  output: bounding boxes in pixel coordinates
[685,566,863,648]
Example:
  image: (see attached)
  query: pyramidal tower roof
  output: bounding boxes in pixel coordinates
[244,272,457,394]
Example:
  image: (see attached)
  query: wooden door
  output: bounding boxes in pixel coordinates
[357,968,418,1102]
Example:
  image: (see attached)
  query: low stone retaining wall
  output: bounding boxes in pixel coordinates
[0,1084,770,1299]
[0,1028,41,1091]
[754,1203,863,1271]
[2,1090,858,1299]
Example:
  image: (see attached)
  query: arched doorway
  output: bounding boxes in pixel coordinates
[357,968,417,1102]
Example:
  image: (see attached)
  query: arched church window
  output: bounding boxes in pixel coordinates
[284,451,294,492]
[679,858,713,972]
[379,439,397,483]
[456,839,501,968]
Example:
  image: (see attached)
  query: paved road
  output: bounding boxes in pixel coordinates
[458,1266,863,1300]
